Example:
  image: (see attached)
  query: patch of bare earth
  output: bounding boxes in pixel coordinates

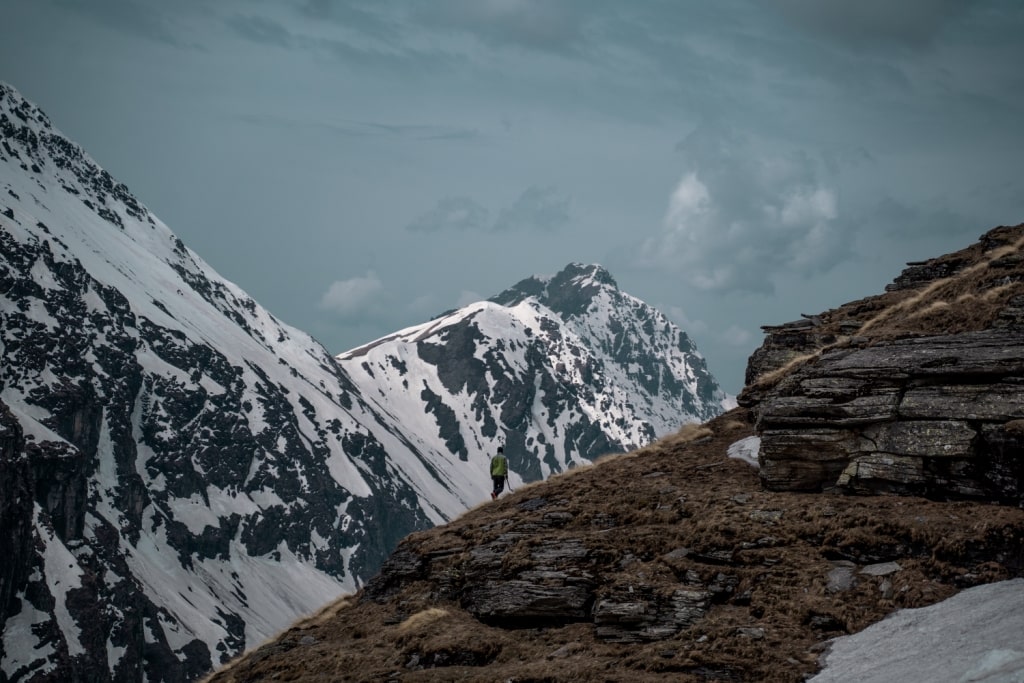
[204,410,1024,682]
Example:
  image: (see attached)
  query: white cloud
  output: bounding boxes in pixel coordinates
[318,272,384,317]
[779,186,837,227]
[665,305,709,335]
[665,172,711,228]
[456,290,484,307]
[635,125,851,294]
[407,186,570,234]
[407,293,439,317]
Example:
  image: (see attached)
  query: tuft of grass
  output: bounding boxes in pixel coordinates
[912,300,951,316]
[397,608,449,633]
[858,276,953,336]
[720,419,748,432]
[982,282,1016,301]
[749,350,822,389]
[292,596,353,630]
[655,423,713,449]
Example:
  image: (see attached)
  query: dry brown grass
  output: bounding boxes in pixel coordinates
[293,596,354,630]
[748,350,823,389]
[663,422,713,445]
[856,227,1024,340]
[397,608,450,633]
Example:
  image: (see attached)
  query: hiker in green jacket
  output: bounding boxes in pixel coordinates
[490,446,508,500]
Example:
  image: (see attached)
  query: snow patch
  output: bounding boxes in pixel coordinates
[727,436,760,468]
[811,579,1024,683]
[36,504,87,656]
[1,590,57,679]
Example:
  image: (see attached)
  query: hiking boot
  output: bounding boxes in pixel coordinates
[491,492,497,500]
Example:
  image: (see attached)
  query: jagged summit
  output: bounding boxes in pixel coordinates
[490,262,619,317]
[1,81,153,232]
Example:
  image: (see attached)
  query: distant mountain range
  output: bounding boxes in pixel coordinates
[0,82,730,682]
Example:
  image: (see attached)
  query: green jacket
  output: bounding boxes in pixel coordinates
[490,454,508,477]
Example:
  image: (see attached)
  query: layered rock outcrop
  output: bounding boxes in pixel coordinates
[741,225,1024,504]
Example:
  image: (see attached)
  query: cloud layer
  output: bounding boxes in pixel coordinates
[636,124,849,294]
[407,186,571,233]
[318,272,384,317]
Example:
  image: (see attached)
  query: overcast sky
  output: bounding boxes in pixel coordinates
[3,1,1023,393]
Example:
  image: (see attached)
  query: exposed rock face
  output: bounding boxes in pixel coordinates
[742,225,1024,503]
[757,330,1024,501]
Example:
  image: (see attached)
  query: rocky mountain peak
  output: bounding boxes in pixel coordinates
[489,262,618,318]
[1,81,153,234]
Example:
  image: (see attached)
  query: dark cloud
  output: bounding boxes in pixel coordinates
[228,2,464,75]
[764,0,984,50]
[297,0,402,42]
[493,186,571,233]
[49,0,195,47]
[316,35,460,75]
[407,187,571,234]
[225,14,296,49]
[358,121,481,142]
[411,0,596,54]
[236,114,480,143]
[867,197,970,239]
[406,197,491,233]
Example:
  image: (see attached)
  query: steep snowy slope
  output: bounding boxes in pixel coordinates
[0,83,444,682]
[338,263,733,493]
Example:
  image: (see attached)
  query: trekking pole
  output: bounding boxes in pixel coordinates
[505,475,513,492]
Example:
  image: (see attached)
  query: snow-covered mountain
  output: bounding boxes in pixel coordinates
[338,263,732,492]
[0,81,730,682]
[0,83,445,681]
